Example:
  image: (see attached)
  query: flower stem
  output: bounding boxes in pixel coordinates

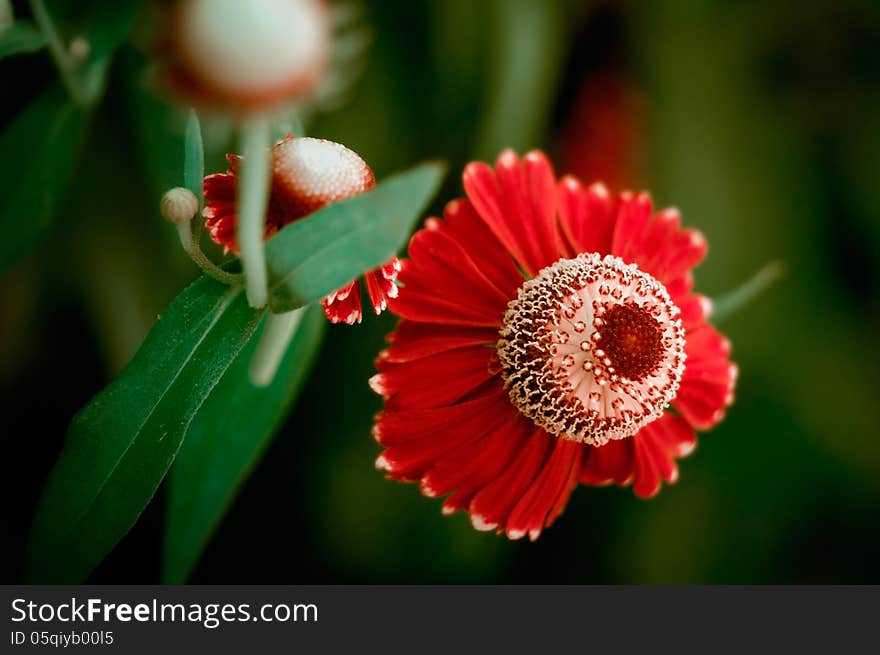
[175,220,242,286]
[712,260,785,323]
[236,115,273,308]
[249,308,304,387]
[29,0,89,106]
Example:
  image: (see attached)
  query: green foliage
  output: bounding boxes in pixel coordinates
[24,153,442,581]
[0,1,140,271]
[265,161,446,313]
[26,278,261,583]
[0,85,86,272]
[473,0,569,159]
[184,110,205,204]
[163,305,326,583]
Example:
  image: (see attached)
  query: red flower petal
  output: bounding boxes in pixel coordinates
[674,323,737,430]
[442,199,525,299]
[390,260,504,328]
[436,415,536,519]
[580,413,697,498]
[632,414,697,498]
[605,192,709,287]
[381,321,498,363]
[468,427,555,532]
[579,438,634,487]
[665,271,694,300]
[611,190,654,263]
[421,412,528,500]
[506,438,583,540]
[677,293,713,330]
[557,177,616,257]
[463,150,560,276]
[370,345,496,410]
[373,388,508,447]
[375,388,513,479]
[322,281,363,324]
[364,259,400,315]
[203,172,235,200]
[404,222,511,317]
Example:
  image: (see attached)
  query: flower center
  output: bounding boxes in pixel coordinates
[268,137,375,228]
[598,304,664,381]
[497,253,686,446]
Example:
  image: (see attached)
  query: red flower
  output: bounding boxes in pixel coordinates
[203,136,399,324]
[370,150,737,540]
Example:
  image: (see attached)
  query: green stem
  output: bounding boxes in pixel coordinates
[29,0,88,106]
[712,261,785,323]
[236,115,272,308]
[249,308,304,387]
[176,220,242,286]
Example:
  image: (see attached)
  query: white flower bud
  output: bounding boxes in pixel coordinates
[168,0,330,110]
[160,187,199,224]
[69,37,90,62]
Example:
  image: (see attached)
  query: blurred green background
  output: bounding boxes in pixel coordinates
[2,0,879,583]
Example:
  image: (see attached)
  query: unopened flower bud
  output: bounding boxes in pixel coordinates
[161,187,199,224]
[69,37,90,62]
[162,0,330,111]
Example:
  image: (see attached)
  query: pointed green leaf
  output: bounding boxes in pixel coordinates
[0,20,46,58]
[184,109,205,203]
[26,278,261,583]
[474,0,568,159]
[163,304,326,583]
[265,161,446,313]
[0,84,87,272]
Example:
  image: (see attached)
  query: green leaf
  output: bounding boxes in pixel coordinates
[163,304,326,583]
[0,20,46,58]
[26,278,261,583]
[265,161,446,313]
[119,51,190,200]
[0,85,87,272]
[474,0,568,159]
[184,109,205,203]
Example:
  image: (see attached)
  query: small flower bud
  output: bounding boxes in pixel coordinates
[69,37,90,62]
[161,187,199,224]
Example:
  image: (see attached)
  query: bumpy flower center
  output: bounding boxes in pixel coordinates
[497,253,686,446]
[268,136,375,227]
[598,304,664,380]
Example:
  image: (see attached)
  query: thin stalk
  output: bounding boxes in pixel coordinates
[176,220,242,286]
[29,0,88,106]
[712,261,785,323]
[236,115,272,308]
[249,308,304,387]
